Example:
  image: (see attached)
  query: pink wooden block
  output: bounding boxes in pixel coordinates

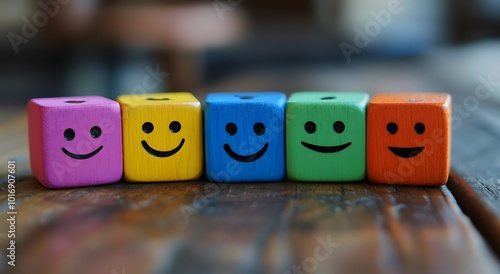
[28,96,123,188]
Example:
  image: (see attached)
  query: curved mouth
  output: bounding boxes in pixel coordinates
[388,146,425,158]
[301,141,351,153]
[223,143,269,162]
[62,146,103,160]
[141,139,185,158]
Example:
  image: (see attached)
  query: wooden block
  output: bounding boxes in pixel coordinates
[286,92,369,181]
[117,92,203,182]
[367,93,452,186]
[27,96,123,188]
[204,92,286,182]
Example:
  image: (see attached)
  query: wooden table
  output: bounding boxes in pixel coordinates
[1,47,500,274]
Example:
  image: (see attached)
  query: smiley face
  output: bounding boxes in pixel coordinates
[204,92,287,182]
[386,121,425,158]
[223,122,269,162]
[28,96,123,188]
[286,92,369,181]
[118,92,203,182]
[300,120,352,153]
[61,126,104,160]
[366,93,452,185]
[141,121,185,158]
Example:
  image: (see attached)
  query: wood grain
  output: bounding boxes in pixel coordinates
[1,50,500,273]
[446,94,500,257]
[1,178,499,274]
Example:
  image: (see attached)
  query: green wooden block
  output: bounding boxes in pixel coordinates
[286,92,369,181]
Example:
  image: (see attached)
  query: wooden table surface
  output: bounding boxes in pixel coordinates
[1,46,500,274]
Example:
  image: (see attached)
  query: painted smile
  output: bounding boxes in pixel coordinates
[388,146,425,158]
[62,146,103,160]
[141,139,185,158]
[301,141,351,153]
[223,143,269,162]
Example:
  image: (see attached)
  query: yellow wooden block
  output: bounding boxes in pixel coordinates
[117,92,203,182]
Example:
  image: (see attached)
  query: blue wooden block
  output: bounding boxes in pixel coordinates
[204,92,287,182]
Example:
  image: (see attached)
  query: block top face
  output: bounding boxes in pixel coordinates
[288,92,370,107]
[117,92,200,107]
[205,92,286,105]
[369,93,451,106]
[30,96,118,108]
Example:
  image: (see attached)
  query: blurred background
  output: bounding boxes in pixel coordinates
[1,2,500,273]
[0,0,499,104]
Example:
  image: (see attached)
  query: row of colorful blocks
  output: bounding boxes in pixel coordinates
[28,92,451,189]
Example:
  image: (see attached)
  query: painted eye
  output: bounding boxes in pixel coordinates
[253,122,265,136]
[225,122,237,136]
[64,128,75,141]
[386,122,398,135]
[414,122,425,134]
[90,126,102,138]
[304,121,316,134]
[169,121,181,133]
[333,121,345,134]
[142,122,154,134]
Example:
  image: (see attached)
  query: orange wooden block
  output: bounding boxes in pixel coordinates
[367,93,452,186]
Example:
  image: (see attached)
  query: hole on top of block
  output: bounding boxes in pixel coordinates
[320,96,336,100]
[239,96,254,100]
[65,100,85,104]
[407,99,423,102]
[146,98,170,101]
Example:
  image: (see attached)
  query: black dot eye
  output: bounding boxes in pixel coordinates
[90,126,102,138]
[333,121,345,133]
[142,122,154,134]
[225,122,237,136]
[64,128,75,141]
[387,122,398,134]
[321,96,336,100]
[253,122,265,136]
[414,122,425,134]
[304,121,316,134]
[169,121,181,133]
